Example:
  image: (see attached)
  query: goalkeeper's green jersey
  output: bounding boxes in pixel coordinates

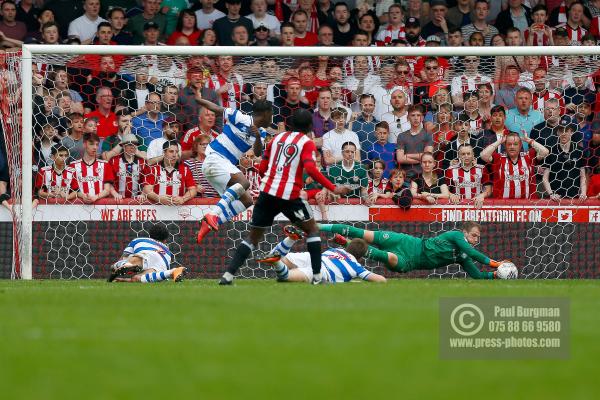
[374,230,491,272]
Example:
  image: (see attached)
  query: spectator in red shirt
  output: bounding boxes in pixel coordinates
[142,140,197,205]
[167,9,201,45]
[85,86,118,139]
[480,132,549,199]
[180,107,218,159]
[292,9,318,46]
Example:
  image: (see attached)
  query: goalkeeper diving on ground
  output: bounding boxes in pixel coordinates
[319,221,513,279]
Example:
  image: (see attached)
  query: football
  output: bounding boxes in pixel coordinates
[496,262,519,279]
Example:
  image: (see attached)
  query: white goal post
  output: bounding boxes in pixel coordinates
[12,44,600,280]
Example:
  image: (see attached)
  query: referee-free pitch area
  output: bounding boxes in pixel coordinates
[1,279,598,400]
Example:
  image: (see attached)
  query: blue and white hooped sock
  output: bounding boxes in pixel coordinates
[140,270,172,283]
[272,237,296,257]
[274,261,289,281]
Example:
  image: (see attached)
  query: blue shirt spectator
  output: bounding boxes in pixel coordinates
[363,121,396,178]
[132,93,164,150]
[505,88,544,150]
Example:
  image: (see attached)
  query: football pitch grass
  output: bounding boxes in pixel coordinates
[1,279,598,400]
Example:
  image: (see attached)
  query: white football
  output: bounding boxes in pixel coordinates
[496,262,518,279]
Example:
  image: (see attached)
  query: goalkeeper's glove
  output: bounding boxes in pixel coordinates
[333,234,348,247]
[489,259,511,268]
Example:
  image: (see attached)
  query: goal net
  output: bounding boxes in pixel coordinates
[1,45,599,280]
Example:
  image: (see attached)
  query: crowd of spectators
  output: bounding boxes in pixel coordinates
[1,0,600,208]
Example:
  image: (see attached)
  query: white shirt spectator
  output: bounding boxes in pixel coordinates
[246,13,281,36]
[380,112,410,144]
[322,128,361,160]
[68,15,107,42]
[195,9,225,30]
[147,138,182,161]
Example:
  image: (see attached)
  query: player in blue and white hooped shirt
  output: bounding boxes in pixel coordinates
[258,225,387,284]
[107,224,186,283]
[194,95,273,243]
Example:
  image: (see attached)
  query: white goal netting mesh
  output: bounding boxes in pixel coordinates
[1,49,599,279]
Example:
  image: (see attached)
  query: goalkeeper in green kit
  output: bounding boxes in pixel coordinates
[319,221,505,279]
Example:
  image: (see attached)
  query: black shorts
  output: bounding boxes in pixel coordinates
[251,192,314,228]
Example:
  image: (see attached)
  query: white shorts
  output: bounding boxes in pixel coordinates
[129,250,169,273]
[202,152,241,195]
[285,252,328,282]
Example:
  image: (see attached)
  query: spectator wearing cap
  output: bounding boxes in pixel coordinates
[461,0,498,45]
[534,105,578,150]
[495,0,532,35]
[102,110,146,161]
[422,0,455,40]
[0,1,27,45]
[542,124,587,201]
[142,21,166,45]
[132,92,165,151]
[505,87,545,150]
[246,0,280,38]
[251,23,276,46]
[147,117,181,165]
[331,2,356,46]
[412,56,447,112]
[67,0,107,44]
[375,4,405,45]
[107,7,134,45]
[447,0,475,28]
[126,0,166,45]
[292,9,318,46]
[212,0,254,46]
[404,17,426,46]
[107,133,147,200]
[166,9,201,45]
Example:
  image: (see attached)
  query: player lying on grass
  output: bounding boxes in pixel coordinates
[195,94,273,243]
[320,221,509,279]
[108,224,186,283]
[219,109,350,285]
[257,225,386,283]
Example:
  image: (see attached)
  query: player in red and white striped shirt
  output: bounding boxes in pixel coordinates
[205,56,243,109]
[480,132,550,199]
[219,109,350,285]
[142,140,197,204]
[446,144,492,208]
[69,133,116,203]
[35,145,80,201]
[108,134,146,201]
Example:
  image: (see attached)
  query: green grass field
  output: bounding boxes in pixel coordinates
[1,279,598,399]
